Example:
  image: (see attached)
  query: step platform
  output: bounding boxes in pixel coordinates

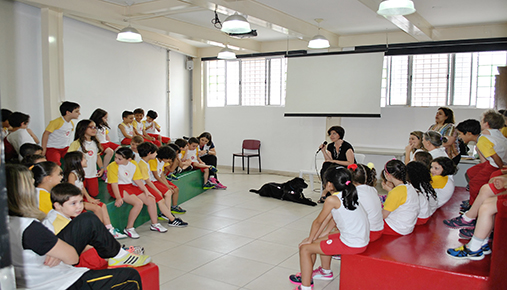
[340,187,490,290]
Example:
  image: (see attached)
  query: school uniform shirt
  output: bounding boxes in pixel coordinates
[409,148,424,162]
[183,148,199,163]
[68,140,99,179]
[43,209,71,234]
[384,184,419,235]
[138,159,153,183]
[143,120,160,134]
[6,128,36,154]
[45,117,74,149]
[356,185,384,232]
[106,160,143,185]
[69,170,84,190]
[8,216,89,290]
[133,151,141,163]
[431,175,455,208]
[428,147,449,159]
[132,120,144,135]
[96,127,109,143]
[331,192,370,247]
[117,123,134,142]
[476,129,507,168]
[416,189,431,219]
[36,188,52,214]
[148,158,169,182]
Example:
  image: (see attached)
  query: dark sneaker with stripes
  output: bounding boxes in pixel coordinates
[168,217,188,227]
[443,215,476,229]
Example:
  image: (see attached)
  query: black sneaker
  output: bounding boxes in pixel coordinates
[168,218,188,228]
[289,273,313,286]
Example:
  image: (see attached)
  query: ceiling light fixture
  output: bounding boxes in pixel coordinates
[377,0,416,16]
[117,25,143,43]
[221,12,251,34]
[217,46,236,59]
[308,19,330,49]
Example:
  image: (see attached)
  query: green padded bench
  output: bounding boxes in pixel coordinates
[95,170,205,230]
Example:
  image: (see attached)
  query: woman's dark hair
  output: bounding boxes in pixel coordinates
[31,161,60,187]
[432,157,457,176]
[324,167,358,210]
[438,107,455,124]
[327,126,345,139]
[90,108,109,129]
[406,161,437,201]
[74,119,103,154]
[384,160,407,184]
[350,164,377,187]
[198,132,213,146]
[116,147,134,160]
[63,151,85,182]
[423,131,448,147]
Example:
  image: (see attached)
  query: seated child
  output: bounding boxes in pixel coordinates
[6,164,149,290]
[20,143,43,160]
[413,151,433,168]
[32,161,63,214]
[107,147,168,238]
[182,137,218,189]
[22,154,46,166]
[133,108,161,146]
[289,167,369,289]
[130,135,144,163]
[406,161,438,225]
[404,131,425,164]
[381,160,419,236]
[144,110,170,144]
[137,142,188,226]
[41,101,80,165]
[117,111,135,146]
[174,138,193,172]
[166,143,183,180]
[90,108,119,166]
[430,157,456,208]
[6,111,39,157]
[1,108,12,138]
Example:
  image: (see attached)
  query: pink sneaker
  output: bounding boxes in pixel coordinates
[312,266,333,280]
[214,182,227,190]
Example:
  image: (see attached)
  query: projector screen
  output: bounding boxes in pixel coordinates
[284,51,384,117]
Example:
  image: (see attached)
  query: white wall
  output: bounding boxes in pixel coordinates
[169,51,192,138]
[0,1,45,136]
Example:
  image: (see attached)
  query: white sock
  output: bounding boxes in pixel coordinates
[462,213,474,222]
[113,248,129,259]
[105,224,113,230]
[322,268,332,274]
[467,236,486,252]
[301,286,312,290]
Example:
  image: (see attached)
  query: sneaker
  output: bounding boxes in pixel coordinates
[176,167,183,174]
[166,174,179,181]
[292,286,313,290]
[459,228,474,239]
[289,273,313,286]
[332,255,341,260]
[482,243,492,255]
[158,213,170,221]
[108,252,151,268]
[124,227,140,239]
[214,182,227,190]
[443,215,476,229]
[446,245,484,260]
[311,266,333,280]
[168,217,188,227]
[209,166,218,173]
[460,200,471,214]
[203,181,216,190]
[123,245,145,255]
[150,223,168,233]
[109,227,128,239]
[171,205,186,214]
[208,177,218,184]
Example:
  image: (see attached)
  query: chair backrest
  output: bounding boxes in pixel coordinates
[243,139,261,150]
[354,153,366,164]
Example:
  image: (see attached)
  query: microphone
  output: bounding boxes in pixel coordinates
[316,141,328,154]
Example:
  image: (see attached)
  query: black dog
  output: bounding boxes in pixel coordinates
[250,177,317,206]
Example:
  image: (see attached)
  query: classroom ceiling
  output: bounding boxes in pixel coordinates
[17,0,507,57]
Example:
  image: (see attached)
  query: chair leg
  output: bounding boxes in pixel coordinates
[232,156,235,172]
[247,157,250,174]
[258,156,261,172]
[242,156,245,171]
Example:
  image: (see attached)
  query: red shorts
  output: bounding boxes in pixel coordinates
[74,248,108,270]
[498,194,507,218]
[416,217,430,225]
[120,138,131,145]
[382,221,404,236]
[84,178,99,197]
[488,182,507,195]
[147,133,170,144]
[370,230,383,242]
[165,180,177,189]
[320,233,368,256]
[107,183,143,198]
[100,142,120,152]
[83,195,104,207]
[46,147,69,166]
[146,186,164,202]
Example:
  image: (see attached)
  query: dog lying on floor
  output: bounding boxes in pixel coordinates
[249,177,317,206]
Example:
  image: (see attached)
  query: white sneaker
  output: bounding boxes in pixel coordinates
[150,223,168,233]
[109,227,128,239]
[124,227,140,239]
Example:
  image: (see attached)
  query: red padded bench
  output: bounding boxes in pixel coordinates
[340,187,505,290]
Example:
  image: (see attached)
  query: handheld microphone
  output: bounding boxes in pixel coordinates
[316,141,328,154]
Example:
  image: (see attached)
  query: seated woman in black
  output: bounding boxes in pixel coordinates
[318,126,355,202]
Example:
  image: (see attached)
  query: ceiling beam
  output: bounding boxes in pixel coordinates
[356,0,433,41]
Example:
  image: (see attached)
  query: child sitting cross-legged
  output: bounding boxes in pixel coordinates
[182,137,218,189]
[137,142,188,227]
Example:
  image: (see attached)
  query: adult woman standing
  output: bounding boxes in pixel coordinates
[428,107,460,164]
[198,132,226,189]
[318,126,355,203]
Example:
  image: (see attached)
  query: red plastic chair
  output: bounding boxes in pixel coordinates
[232,139,261,174]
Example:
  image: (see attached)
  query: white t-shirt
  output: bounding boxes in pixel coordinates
[6,128,36,154]
[107,160,142,185]
[96,127,108,143]
[117,123,134,142]
[184,148,198,163]
[428,147,449,159]
[331,192,370,248]
[46,117,74,149]
[384,184,420,235]
[356,185,384,232]
[68,140,98,179]
[432,175,455,208]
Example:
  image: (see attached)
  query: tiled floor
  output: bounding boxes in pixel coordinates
[123,171,342,290]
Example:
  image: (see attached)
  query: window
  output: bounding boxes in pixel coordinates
[381,51,507,108]
[205,56,286,107]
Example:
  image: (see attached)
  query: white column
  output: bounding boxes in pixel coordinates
[192,58,204,136]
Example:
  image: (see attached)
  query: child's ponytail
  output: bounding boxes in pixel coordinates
[324,167,358,210]
[385,159,407,184]
[348,163,377,187]
[406,161,437,200]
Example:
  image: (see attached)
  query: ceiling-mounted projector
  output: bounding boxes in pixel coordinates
[227,30,257,39]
